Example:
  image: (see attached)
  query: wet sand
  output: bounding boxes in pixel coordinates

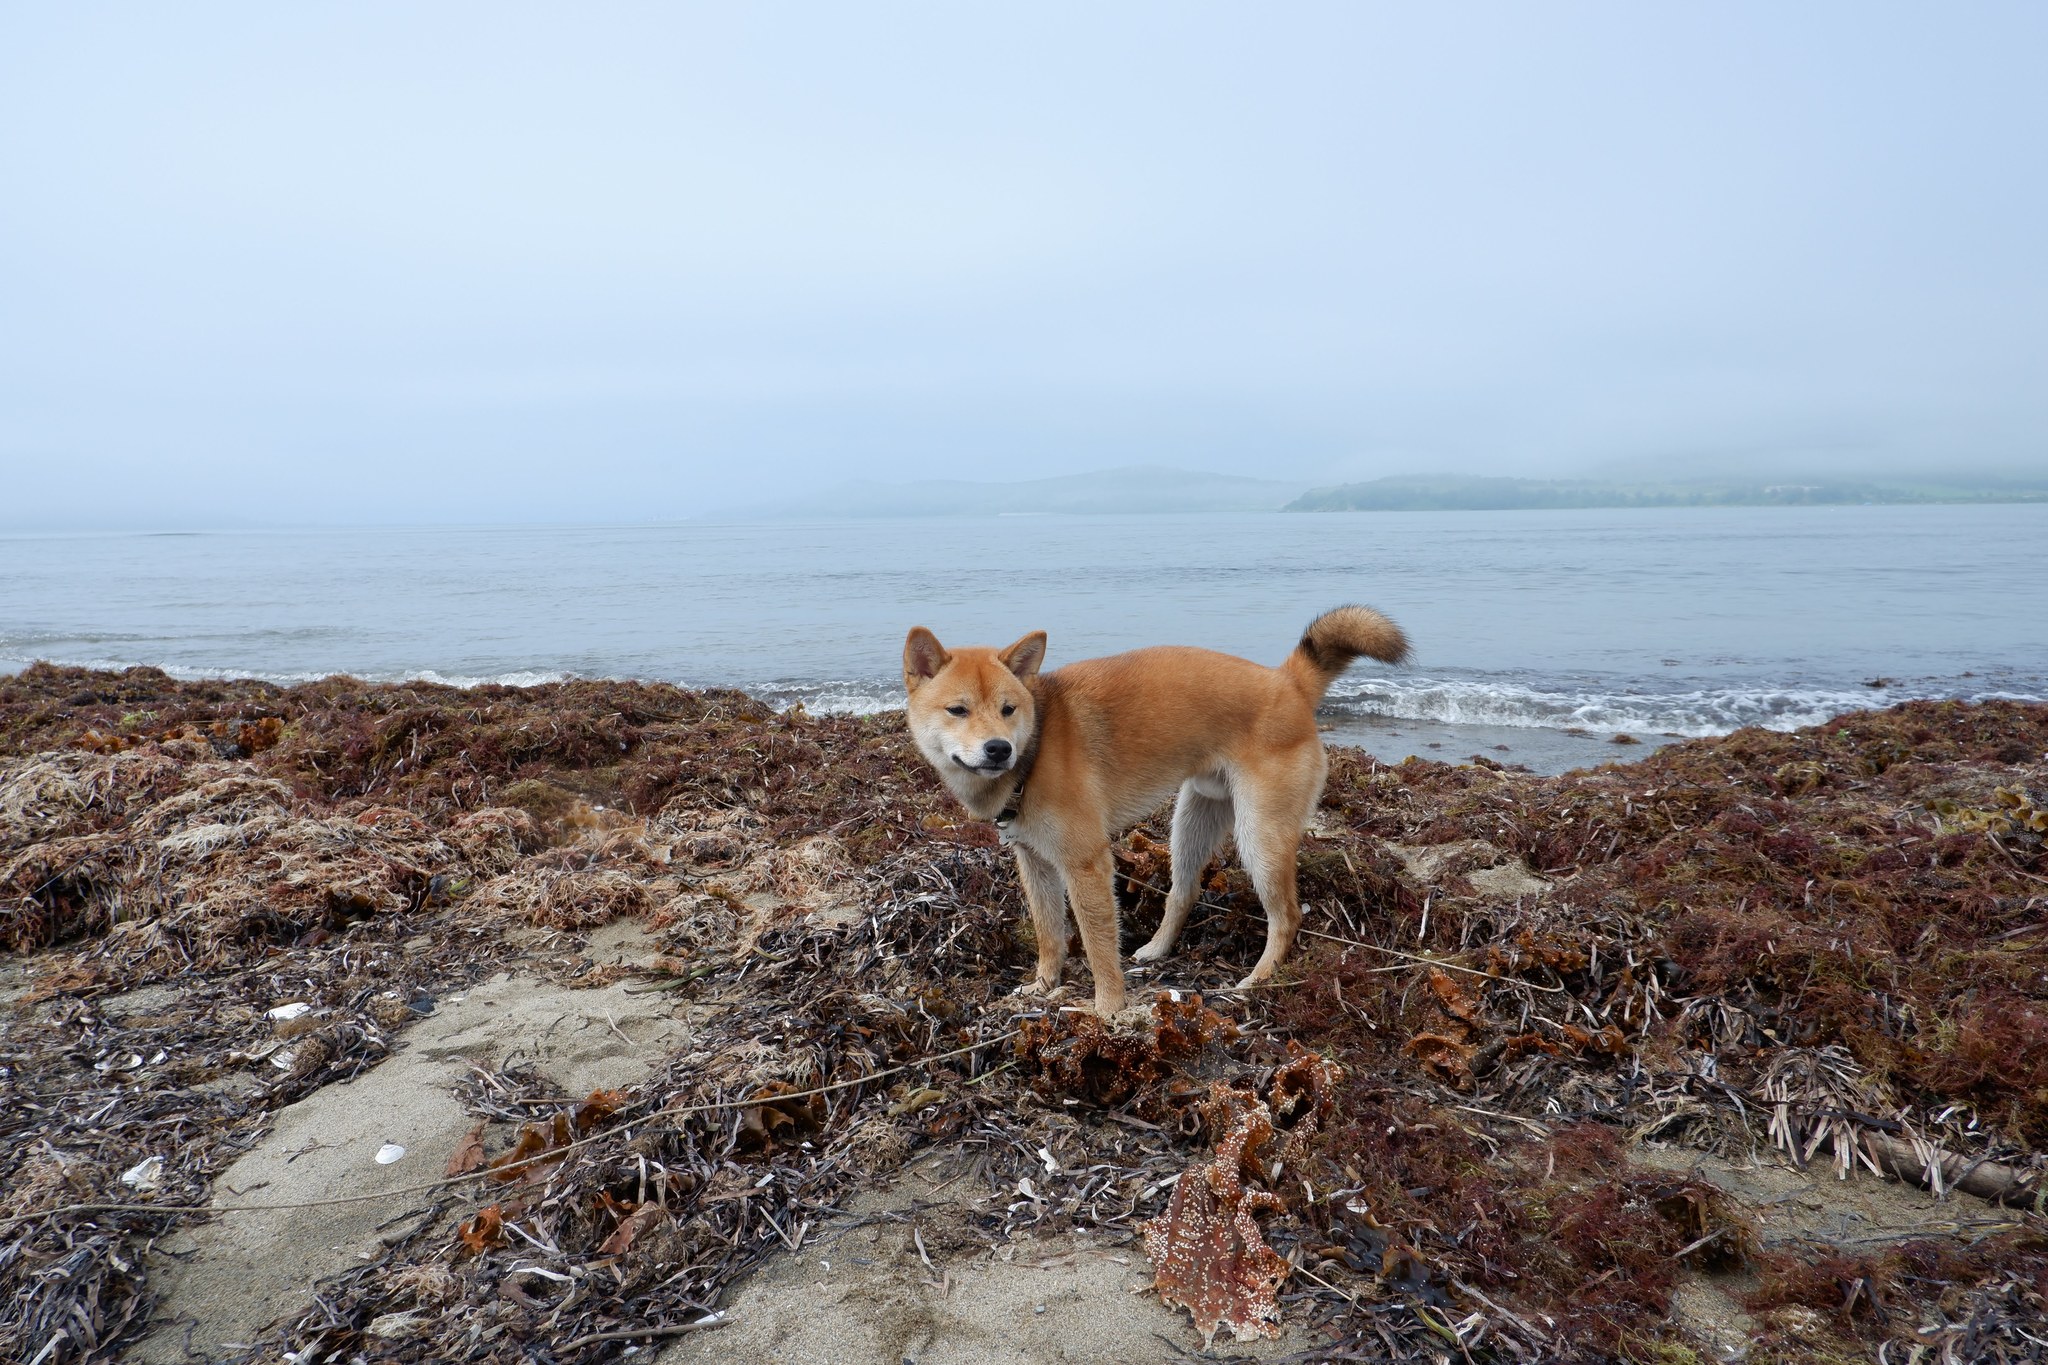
[1324,713,1682,774]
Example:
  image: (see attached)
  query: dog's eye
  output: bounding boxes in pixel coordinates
[945,705,969,717]
[1001,703,1016,717]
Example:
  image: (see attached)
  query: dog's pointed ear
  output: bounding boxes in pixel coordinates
[999,631,1047,681]
[903,627,950,692]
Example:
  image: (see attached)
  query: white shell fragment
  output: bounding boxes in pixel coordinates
[121,1155,165,1191]
[266,1002,313,1021]
[374,1143,407,1165]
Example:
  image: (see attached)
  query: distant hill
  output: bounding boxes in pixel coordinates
[728,465,1308,518]
[1285,474,2048,512]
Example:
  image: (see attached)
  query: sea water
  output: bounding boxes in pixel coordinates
[4,504,2044,773]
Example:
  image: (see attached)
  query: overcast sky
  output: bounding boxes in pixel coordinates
[3,3,2044,526]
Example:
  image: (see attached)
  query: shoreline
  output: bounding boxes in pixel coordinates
[1321,713,1682,773]
[5,657,2013,779]
[0,657,1767,777]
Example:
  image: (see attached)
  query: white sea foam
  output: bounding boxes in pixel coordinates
[764,673,2048,738]
[0,656,571,690]
[749,681,904,716]
[1322,675,2043,736]
[402,668,571,689]
[10,655,2040,741]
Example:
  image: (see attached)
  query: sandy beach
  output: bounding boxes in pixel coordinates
[3,662,2044,1364]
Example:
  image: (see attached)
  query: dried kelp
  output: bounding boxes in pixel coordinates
[3,666,2046,1364]
[1015,991,1237,1112]
[1145,1084,1292,1345]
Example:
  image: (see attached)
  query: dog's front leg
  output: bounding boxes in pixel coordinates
[1013,845,1070,994]
[1135,784,1234,964]
[1061,846,1127,1015]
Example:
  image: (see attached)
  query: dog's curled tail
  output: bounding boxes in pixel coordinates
[1283,604,1409,702]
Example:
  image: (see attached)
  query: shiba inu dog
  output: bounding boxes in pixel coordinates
[902,605,1408,1014]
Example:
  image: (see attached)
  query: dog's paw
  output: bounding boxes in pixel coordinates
[1131,938,1174,964]
[1233,969,1271,991]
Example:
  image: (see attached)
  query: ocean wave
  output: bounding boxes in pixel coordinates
[754,674,2040,737]
[750,680,905,716]
[1322,675,2044,736]
[10,655,2040,739]
[400,668,573,689]
[0,655,569,691]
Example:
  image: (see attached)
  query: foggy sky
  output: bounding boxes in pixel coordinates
[3,3,2045,527]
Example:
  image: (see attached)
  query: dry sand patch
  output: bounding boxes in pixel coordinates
[661,1161,1309,1365]
[131,971,689,1362]
[1632,1143,2027,1363]
[0,955,32,1009]
[1632,1142,2022,1249]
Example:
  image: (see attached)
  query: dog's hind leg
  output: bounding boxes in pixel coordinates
[1231,750,1326,988]
[1133,784,1234,964]
[1014,845,1070,994]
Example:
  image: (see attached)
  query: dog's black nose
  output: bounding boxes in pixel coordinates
[983,738,1013,762]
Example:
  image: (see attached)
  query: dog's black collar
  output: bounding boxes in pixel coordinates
[991,728,1040,839]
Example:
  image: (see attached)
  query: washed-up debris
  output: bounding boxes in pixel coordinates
[1015,991,1237,1112]
[365,1309,423,1340]
[1145,1086,1291,1345]
[3,664,2046,1364]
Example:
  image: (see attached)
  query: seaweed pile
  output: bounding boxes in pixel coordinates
[3,662,2046,1364]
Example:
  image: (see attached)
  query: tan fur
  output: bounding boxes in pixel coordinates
[902,605,1407,1014]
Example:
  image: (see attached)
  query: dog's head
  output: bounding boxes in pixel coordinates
[901,627,1045,783]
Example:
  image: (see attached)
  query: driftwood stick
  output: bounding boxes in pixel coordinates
[1863,1133,2044,1208]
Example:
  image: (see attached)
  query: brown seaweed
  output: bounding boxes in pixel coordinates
[2,665,2045,1364]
